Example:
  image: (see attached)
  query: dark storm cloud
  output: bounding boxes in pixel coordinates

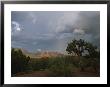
[76,11,100,46]
[55,11,100,46]
[77,12,100,35]
[11,11,100,52]
[57,12,100,35]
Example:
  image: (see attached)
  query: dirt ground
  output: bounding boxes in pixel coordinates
[14,70,99,77]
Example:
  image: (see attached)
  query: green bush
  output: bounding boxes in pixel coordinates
[11,48,30,76]
[47,57,77,76]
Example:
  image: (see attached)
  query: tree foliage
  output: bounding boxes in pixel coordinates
[11,48,30,76]
[66,39,100,58]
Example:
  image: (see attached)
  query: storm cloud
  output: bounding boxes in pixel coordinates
[11,11,100,53]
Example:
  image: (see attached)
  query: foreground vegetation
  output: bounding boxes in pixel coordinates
[11,50,99,77]
[11,39,100,77]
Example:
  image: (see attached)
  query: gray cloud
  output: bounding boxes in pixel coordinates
[11,11,100,52]
[52,11,100,46]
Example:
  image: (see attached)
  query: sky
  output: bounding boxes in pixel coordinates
[11,11,100,53]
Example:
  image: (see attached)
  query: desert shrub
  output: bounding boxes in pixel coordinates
[31,58,49,70]
[78,57,100,72]
[47,57,77,76]
[89,58,100,72]
[11,48,30,76]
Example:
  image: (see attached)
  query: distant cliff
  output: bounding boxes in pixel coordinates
[12,48,64,58]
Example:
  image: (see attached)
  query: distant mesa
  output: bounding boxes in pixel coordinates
[38,51,63,58]
[12,48,64,58]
